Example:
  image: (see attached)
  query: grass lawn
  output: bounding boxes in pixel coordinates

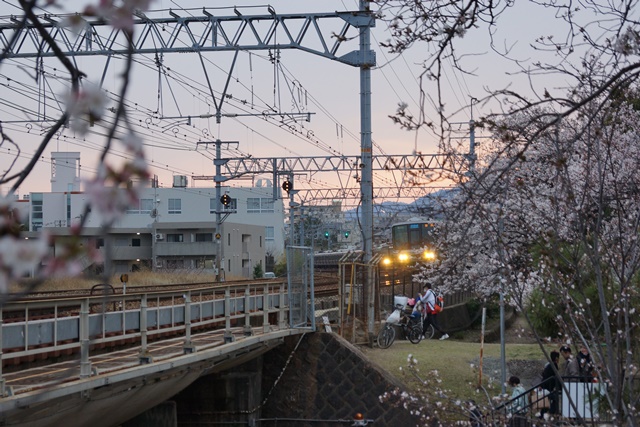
[359,326,555,405]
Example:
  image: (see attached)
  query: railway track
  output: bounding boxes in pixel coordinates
[7,273,339,302]
[0,274,341,369]
[7,279,270,302]
[2,275,340,321]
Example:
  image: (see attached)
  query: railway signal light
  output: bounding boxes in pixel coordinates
[344,231,350,238]
[324,231,330,238]
[220,194,231,206]
[282,180,293,193]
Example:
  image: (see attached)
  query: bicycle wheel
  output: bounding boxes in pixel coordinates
[423,324,435,340]
[377,324,396,349]
[408,325,422,344]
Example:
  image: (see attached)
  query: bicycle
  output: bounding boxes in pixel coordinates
[377,306,423,348]
[413,301,436,340]
[422,321,435,340]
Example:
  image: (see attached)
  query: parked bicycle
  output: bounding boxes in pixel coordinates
[377,305,423,348]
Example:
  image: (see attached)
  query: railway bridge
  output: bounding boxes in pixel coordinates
[0,248,473,426]
[0,278,314,427]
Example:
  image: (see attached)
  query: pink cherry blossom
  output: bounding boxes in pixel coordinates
[64,83,109,135]
[0,235,49,285]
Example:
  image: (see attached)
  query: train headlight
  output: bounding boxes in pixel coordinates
[423,250,436,261]
[398,253,409,263]
[382,257,392,266]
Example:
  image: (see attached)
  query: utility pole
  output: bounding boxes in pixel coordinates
[468,97,478,175]
[358,0,376,340]
[287,183,299,248]
[198,139,238,282]
[299,205,305,246]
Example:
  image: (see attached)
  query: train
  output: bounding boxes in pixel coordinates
[313,218,441,270]
[381,218,440,267]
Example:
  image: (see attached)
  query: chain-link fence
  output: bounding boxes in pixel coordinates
[286,246,315,329]
[337,253,380,345]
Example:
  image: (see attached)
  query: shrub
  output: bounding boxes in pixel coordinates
[253,263,264,279]
[525,287,560,338]
[466,295,502,328]
[273,257,287,277]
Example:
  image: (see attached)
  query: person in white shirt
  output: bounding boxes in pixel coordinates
[418,282,449,340]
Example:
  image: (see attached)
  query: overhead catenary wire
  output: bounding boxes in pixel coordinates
[0,3,463,203]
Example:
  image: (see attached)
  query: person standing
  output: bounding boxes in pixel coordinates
[419,283,448,340]
[569,345,594,382]
[560,345,580,380]
[541,351,561,416]
[508,376,528,427]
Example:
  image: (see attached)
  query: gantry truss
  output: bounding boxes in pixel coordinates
[284,186,454,206]
[192,153,467,205]
[0,9,373,66]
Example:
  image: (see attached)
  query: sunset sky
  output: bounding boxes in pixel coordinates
[0,1,565,205]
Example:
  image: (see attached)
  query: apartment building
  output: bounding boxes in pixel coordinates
[18,153,286,278]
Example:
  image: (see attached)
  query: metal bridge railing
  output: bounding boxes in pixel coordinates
[0,281,293,396]
[488,377,610,426]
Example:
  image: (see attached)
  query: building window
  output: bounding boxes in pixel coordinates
[140,198,154,213]
[32,203,43,219]
[261,198,274,213]
[167,233,184,243]
[265,254,275,272]
[168,198,181,214]
[265,226,274,241]
[127,198,154,214]
[247,197,274,213]
[196,258,214,269]
[166,259,184,269]
[31,193,43,230]
[132,238,141,247]
[195,233,213,242]
[210,197,236,213]
[247,198,260,213]
[66,193,71,225]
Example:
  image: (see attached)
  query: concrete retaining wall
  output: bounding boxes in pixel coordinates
[166,332,419,426]
[259,332,419,426]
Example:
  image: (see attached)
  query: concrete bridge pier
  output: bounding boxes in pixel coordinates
[122,402,177,427]
[171,357,263,426]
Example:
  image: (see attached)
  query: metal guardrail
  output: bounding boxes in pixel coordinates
[0,282,292,396]
[489,377,610,426]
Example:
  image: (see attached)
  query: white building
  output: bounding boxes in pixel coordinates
[20,153,286,278]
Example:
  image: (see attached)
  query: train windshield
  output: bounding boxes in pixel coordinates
[392,222,436,251]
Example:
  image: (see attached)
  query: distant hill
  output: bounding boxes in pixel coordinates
[345,187,458,222]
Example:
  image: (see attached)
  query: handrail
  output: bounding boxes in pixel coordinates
[1,281,294,368]
[489,377,608,425]
[492,382,542,412]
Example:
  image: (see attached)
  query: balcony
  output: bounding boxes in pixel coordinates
[110,246,152,261]
[155,241,216,257]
